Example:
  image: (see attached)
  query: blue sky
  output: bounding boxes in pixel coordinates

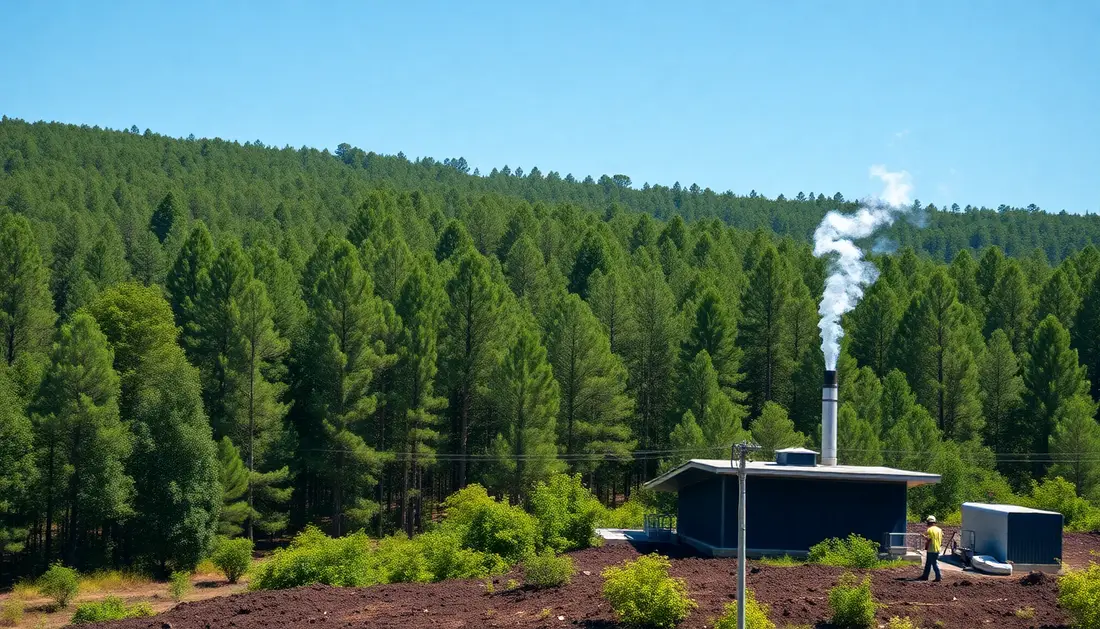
[3,1,1098,212]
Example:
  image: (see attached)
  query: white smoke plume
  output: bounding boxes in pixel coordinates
[813,165,913,369]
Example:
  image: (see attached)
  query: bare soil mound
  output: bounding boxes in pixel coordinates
[100,536,1100,629]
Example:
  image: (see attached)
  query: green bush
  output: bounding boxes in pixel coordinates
[885,617,919,629]
[250,527,378,590]
[168,570,191,601]
[712,589,775,629]
[1033,477,1097,531]
[1059,561,1100,629]
[808,534,881,569]
[70,596,154,624]
[1,597,24,626]
[531,474,604,552]
[374,533,430,583]
[38,563,80,608]
[602,554,696,628]
[440,484,498,527]
[599,499,646,529]
[463,498,538,563]
[418,528,504,581]
[523,553,573,589]
[212,536,254,583]
[828,573,878,629]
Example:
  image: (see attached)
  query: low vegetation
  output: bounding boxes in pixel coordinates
[523,553,574,589]
[212,536,254,583]
[809,534,886,569]
[169,570,192,601]
[0,598,24,627]
[602,554,696,628]
[1058,561,1100,629]
[38,563,80,608]
[70,596,154,624]
[828,573,879,629]
[886,617,920,629]
[712,589,775,629]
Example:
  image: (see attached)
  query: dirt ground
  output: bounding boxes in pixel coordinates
[89,533,1100,629]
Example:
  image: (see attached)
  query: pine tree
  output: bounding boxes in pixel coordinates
[0,368,34,553]
[784,277,818,416]
[985,260,1033,354]
[1022,316,1090,474]
[545,293,634,472]
[837,402,883,466]
[0,213,56,365]
[216,437,250,537]
[665,411,708,470]
[489,327,563,503]
[1037,266,1079,332]
[149,191,183,244]
[505,234,551,309]
[749,402,805,460]
[979,329,1023,453]
[35,313,132,565]
[128,229,166,286]
[847,281,900,377]
[1073,270,1100,402]
[84,224,129,289]
[441,249,508,488]
[949,249,982,314]
[976,246,1006,314]
[741,246,791,414]
[677,351,748,452]
[568,230,609,299]
[249,241,306,347]
[435,219,474,262]
[371,237,413,304]
[166,221,214,335]
[1048,394,1100,498]
[394,265,447,535]
[587,268,634,357]
[297,238,387,534]
[680,288,743,396]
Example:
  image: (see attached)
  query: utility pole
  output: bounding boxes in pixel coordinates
[732,440,761,629]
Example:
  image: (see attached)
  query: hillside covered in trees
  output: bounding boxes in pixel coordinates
[2,117,1100,577]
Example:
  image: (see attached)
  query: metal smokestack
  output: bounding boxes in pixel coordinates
[822,370,838,466]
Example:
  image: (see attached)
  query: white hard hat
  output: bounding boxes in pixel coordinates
[926,515,936,523]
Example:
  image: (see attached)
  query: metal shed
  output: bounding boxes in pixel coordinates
[644,455,940,557]
[961,502,1063,570]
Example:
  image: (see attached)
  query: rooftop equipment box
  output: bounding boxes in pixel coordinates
[961,502,1063,567]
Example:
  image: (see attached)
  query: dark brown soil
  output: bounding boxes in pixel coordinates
[101,534,1100,629]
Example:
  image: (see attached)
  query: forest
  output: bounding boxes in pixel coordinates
[2,116,1100,579]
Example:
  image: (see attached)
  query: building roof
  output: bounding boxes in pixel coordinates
[644,459,942,492]
[775,447,819,454]
[962,502,1061,516]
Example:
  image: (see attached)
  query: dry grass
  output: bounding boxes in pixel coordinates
[78,570,153,593]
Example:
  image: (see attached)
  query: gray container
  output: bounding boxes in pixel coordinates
[961,502,1063,566]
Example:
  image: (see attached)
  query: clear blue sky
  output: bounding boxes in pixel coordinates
[3,1,1098,212]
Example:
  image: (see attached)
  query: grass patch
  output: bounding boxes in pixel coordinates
[80,569,152,593]
[1,597,25,627]
[194,558,218,575]
[10,580,36,599]
[1014,606,1035,619]
[70,596,154,624]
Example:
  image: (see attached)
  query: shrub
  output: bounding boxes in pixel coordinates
[169,570,191,601]
[712,589,775,629]
[524,553,573,589]
[70,596,154,624]
[808,534,881,569]
[38,563,80,608]
[1033,477,1097,531]
[441,484,498,527]
[418,529,504,581]
[599,499,646,529]
[1059,561,1100,629]
[1,598,24,627]
[531,474,604,552]
[250,527,377,590]
[212,536,254,583]
[885,617,919,629]
[602,554,696,628]
[374,534,430,583]
[828,573,878,629]
[463,499,538,563]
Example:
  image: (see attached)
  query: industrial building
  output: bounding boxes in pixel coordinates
[961,503,1063,571]
[643,369,942,557]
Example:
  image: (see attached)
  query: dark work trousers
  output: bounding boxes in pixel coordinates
[921,551,942,581]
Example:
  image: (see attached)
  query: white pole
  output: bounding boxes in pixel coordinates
[734,441,759,629]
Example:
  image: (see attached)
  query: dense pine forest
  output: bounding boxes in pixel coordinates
[2,116,1100,579]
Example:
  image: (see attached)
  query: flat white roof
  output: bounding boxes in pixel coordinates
[644,458,941,492]
[962,502,1061,516]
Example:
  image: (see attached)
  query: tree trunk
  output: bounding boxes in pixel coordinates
[44,439,55,563]
[247,344,256,542]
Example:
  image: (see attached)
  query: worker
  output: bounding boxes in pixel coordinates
[920,515,942,582]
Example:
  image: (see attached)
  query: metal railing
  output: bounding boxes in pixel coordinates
[644,513,677,542]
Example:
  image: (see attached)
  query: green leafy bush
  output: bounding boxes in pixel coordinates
[70,596,154,624]
[168,570,191,601]
[1059,561,1100,629]
[599,499,645,529]
[712,589,775,629]
[212,536,254,583]
[602,554,696,628]
[1032,477,1098,531]
[828,573,878,629]
[523,553,573,589]
[808,534,881,569]
[531,474,604,552]
[440,484,498,527]
[463,498,538,563]
[374,533,430,583]
[250,527,378,590]
[38,563,80,608]
[418,529,504,581]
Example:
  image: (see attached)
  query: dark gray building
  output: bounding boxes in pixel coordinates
[643,449,941,557]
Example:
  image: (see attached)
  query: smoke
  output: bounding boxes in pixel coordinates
[813,165,914,369]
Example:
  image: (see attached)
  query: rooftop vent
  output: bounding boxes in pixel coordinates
[775,447,819,466]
